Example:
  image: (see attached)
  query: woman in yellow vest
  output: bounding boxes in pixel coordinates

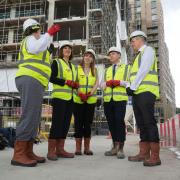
[11,18,60,167]
[74,49,99,155]
[47,41,78,160]
[102,47,129,159]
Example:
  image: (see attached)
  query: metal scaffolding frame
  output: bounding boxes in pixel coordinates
[0,0,47,66]
[88,0,116,55]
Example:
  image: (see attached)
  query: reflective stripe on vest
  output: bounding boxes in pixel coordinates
[130,47,159,98]
[74,65,97,104]
[16,37,51,87]
[51,59,76,100]
[103,64,129,102]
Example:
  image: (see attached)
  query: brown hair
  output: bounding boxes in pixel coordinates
[58,46,73,60]
[80,53,96,76]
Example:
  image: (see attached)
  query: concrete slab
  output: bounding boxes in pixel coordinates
[0,134,179,180]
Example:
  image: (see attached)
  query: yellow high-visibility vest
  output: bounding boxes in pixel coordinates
[51,59,76,100]
[130,48,160,98]
[103,64,129,102]
[16,37,51,87]
[74,65,97,104]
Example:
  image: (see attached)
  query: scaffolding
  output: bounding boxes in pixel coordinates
[88,0,116,56]
[0,0,47,67]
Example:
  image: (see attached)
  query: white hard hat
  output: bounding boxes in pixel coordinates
[84,49,96,58]
[107,47,121,55]
[59,41,73,49]
[130,30,147,41]
[23,18,40,32]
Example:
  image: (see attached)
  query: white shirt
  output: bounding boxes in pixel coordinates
[26,33,51,54]
[130,45,155,90]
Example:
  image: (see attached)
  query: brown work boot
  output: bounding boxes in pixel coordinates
[56,139,74,158]
[47,139,58,161]
[27,141,46,163]
[117,142,125,159]
[11,140,37,167]
[143,142,161,166]
[75,138,82,155]
[128,141,150,162]
[104,142,119,156]
[84,138,93,155]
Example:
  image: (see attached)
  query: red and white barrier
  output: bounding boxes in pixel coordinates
[159,114,180,147]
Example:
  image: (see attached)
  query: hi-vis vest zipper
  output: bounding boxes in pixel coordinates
[16,37,51,87]
[74,65,97,104]
[51,59,76,101]
[129,47,160,99]
[103,64,129,102]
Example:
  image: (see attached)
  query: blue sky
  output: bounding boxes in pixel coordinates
[162,0,180,107]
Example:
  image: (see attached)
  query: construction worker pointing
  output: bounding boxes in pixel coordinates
[11,18,60,167]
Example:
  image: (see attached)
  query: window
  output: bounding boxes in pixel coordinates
[151,8,157,15]
[135,0,141,7]
[152,14,157,21]
[136,13,141,20]
[151,0,157,9]
[136,7,141,13]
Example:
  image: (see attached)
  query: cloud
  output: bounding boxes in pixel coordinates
[162,0,180,12]
[163,3,180,107]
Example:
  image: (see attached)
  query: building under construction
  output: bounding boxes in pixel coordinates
[0,0,129,133]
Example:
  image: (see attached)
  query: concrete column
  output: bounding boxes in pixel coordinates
[8,30,14,44]
[47,0,55,27]
[6,54,13,63]
[10,7,16,19]
[47,0,55,42]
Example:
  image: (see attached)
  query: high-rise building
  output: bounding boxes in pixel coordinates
[128,0,176,121]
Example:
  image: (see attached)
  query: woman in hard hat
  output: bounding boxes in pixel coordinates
[11,18,60,167]
[102,47,129,159]
[47,41,78,160]
[73,49,99,155]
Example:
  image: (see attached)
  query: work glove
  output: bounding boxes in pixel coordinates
[47,24,61,36]
[65,80,74,88]
[106,80,114,87]
[73,82,80,89]
[78,92,88,102]
[87,92,92,97]
[112,80,121,87]
[126,87,134,96]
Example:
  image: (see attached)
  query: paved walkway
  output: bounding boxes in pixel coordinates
[0,134,179,180]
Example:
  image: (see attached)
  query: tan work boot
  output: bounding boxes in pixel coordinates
[11,140,37,167]
[84,138,93,155]
[117,142,125,159]
[104,142,119,156]
[143,142,161,166]
[47,139,58,161]
[75,138,82,155]
[27,141,46,163]
[128,141,150,162]
[56,139,74,158]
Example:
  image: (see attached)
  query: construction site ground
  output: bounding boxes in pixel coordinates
[0,134,180,180]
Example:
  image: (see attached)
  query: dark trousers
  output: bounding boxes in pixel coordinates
[74,103,95,138]
[132,92,159,142]
[104,100,127,142]
[49,98,73,139]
